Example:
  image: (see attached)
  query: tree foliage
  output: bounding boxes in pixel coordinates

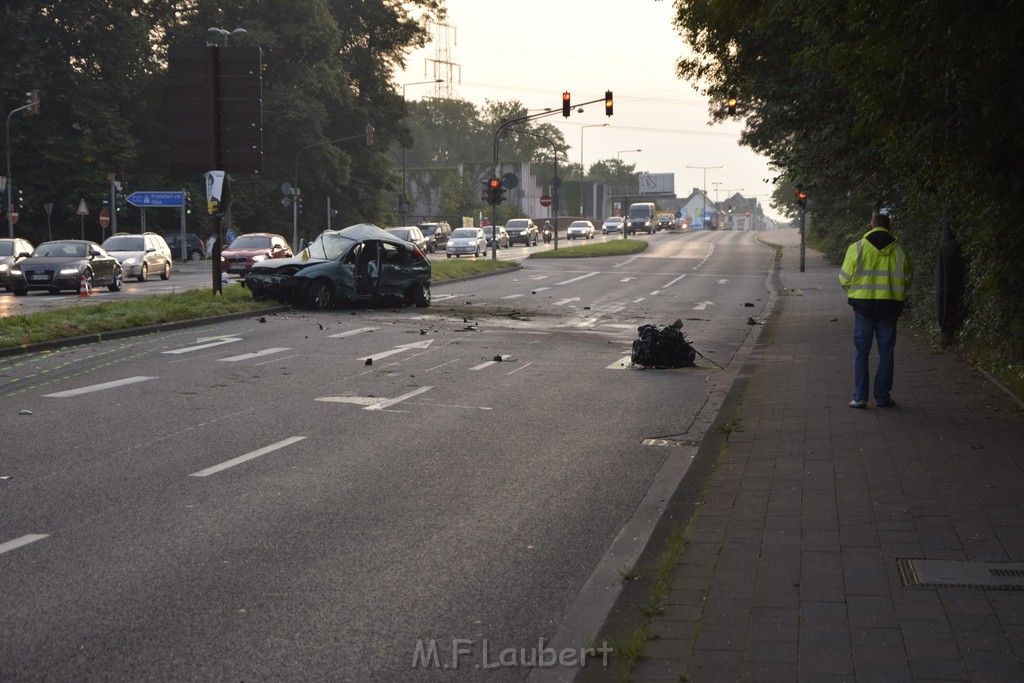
[673,0,1024,366]
[0,0,441,247]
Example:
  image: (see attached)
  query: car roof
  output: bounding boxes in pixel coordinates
[320,223,419,249]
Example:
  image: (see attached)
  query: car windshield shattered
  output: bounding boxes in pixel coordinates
[302,231,357,260]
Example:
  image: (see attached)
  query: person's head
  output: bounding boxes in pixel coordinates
[871,213,891,230]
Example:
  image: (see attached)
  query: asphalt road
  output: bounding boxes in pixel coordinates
[0,229,773,680]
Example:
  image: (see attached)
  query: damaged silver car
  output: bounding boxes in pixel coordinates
[244,223,431,310]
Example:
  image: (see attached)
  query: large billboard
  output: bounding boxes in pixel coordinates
[637,173,674,195]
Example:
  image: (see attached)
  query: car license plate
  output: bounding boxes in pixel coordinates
[30,274,47,281]
[228,264,244,271]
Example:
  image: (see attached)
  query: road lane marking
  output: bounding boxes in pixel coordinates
[694,301,715,310]
[663,274,687,287]
[0,534,49,556]
[328,326,380,338]
[556,272,600,286]
[255,354,300,366]
[424,359,461,372]
[44,376,156,398]
[431,293,457,302]
[531,275,549,280]
[502,293,525,300]
[508,362,532,375]
[607,356,633,369]
[470,355,512,370]
[189,436,307,477]
[219,348,292,362]
[357,339,434,361]
[649,290,661,296]
[632,297,646,303]
[163,336,242,354]
[620,277,635,282]
[364,386,434,411]
[554,297,580,306]
[316,395,382,406]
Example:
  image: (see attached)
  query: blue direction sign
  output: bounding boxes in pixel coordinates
[125,191,185,208]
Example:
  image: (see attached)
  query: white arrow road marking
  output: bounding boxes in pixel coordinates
[328,326,380,338]
[663,274,687,287]
[219,348,292,362]
[0,534,48,556]
[694,301,715,310]
[470,355,512,370]
[189,436,307,477]
[163,336,242,354]
[613,256,640,268]
[44,376,155,398]
[364,386,434,411]
[556,272,600,286]
[316,395,382,406]
[620,277,635,282]
[717,279,729,284]
[357,339,434,361]
[554,297,581,306]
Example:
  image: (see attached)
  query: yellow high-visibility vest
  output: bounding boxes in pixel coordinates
[839,228,912,301]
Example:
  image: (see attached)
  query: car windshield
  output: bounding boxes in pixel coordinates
[418,224,437,236]
[304,232,356,260]
[102,236,145,251]
[605,218,621,223]
[570,222,589,228]
[35,243,86,258]
[451,229,479,239]
[0,242,14,256]
[506,220,528,228]
[228,236,271,249]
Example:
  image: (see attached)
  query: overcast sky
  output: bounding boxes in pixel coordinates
[394,0,783,220]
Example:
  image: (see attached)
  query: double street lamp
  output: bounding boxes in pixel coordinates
[400,79,442,225]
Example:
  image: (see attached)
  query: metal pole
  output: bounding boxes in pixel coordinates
[799,206,806,272]
[179,190,187,262]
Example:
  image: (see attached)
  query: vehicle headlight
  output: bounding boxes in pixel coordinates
[122,257,138,265]
[0,263,8,273]
[10,268,21,276]
[252,254,267,262]
[60,267,79,275]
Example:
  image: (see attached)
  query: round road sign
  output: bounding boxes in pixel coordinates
[10,211,19,225]
[539,194,552,207]
[99,208,110,228]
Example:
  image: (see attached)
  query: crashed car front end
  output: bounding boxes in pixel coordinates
[245,260,326,303]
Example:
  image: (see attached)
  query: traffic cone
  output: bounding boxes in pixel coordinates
[78,273,90,298]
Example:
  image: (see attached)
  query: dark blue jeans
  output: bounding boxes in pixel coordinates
[852,311,898,403]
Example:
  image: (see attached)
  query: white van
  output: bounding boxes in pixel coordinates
[626,202,658,234]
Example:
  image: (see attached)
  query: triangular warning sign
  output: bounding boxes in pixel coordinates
[76,198,89,216]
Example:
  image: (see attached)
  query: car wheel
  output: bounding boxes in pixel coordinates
[160,262,170,280]
[305,278,335,310]
[138,263,148,282]
[13,288,26,296]
[413,282,430,308]
[107,268,123,292]
[189,249,202,261]
[446,254,452,259]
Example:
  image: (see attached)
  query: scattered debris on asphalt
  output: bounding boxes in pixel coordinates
[18,410,31,416]
[365,358,373,366]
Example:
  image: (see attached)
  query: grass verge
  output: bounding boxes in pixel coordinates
[0,259,517,349]
[527,239,648,258]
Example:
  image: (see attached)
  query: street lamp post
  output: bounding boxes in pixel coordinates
[400,79,442,226]
[5,94,40,238]
[579,123,608,216]
[686,165,723,230]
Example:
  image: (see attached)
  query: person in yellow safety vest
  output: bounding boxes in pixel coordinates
[839,213,912,409]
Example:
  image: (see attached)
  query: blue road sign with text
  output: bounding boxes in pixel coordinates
[126,191,185,208]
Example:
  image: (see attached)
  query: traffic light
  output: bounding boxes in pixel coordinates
[185,191,192,215]
[562,91,571,117]
[796,185,808,209]
[25,90,39,115]
[114,182,125,213]
[365,124,374,146]
[727,89,737,115]
[605,90,613,117]
[480,179,491,203]
[487,177,506,205]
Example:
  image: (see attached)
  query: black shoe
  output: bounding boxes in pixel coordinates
[876,399,896,408]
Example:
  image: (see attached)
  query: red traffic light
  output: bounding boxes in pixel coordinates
[488,178,501,190]
[562,91,571,117]
[605,90,613,117]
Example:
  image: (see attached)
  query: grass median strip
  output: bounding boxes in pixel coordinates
[527,239,648,258]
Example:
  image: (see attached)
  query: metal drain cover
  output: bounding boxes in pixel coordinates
[898,559,1024,590]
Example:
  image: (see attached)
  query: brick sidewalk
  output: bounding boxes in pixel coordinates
[631,230,1024,681]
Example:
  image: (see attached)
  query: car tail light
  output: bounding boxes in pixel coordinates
[411,246,425,259]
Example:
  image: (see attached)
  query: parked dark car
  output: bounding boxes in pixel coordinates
[505,218,539,246]
[245,223,431,310]
[0,237,35,291]
[221,232,292,277]
[10,240,123,295]
[162,232,206,261]
[485,225,510,249]
[417,221,451,253]
[385,226,430,254]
